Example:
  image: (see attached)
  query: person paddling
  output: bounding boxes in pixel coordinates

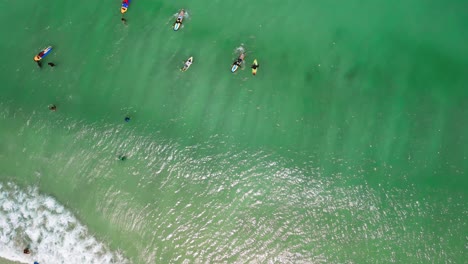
[34,50,45,68]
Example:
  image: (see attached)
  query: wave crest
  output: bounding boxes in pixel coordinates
[0,182,130,264]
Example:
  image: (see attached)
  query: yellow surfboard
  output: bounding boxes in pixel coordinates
[252,59,258,75]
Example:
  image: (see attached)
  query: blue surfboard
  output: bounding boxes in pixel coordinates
[231,64,239,73]
[34,46,52,61]
[42,46,52,58]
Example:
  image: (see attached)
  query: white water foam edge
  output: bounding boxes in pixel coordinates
[0,182,129,264]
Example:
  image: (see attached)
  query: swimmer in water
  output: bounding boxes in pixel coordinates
[118,154,127,161]
[49,104,57,111]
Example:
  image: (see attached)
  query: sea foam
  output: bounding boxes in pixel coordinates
[0,182,129,264]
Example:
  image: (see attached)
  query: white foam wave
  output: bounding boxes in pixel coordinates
[235,45,245,54]
[0,182,129,264]
[173,10,189,19]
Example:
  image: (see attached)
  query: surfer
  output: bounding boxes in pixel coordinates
[35,51,45,61]
[234,53,245,66]
[231,52,245,73]
[118,154,127,161]
[251,60,259,75]
[121,0,130,14]
[49,104,57,111]
[34,47,52,67]
[181,57,193,71]
[176,9,184,24]
[124,116,130,122]
[173,9,185,30]
[23,248,30,254]
[35,52,43,67]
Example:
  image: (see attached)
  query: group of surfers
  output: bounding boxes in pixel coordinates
[232,53,260,75]
[120,1,260,74]
[34,3,260,74]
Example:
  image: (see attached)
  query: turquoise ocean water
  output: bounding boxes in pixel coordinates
[0,0,467,263]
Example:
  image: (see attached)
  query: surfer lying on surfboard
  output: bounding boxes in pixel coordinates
[34,51,45,62]
[173,10,185,31]
[231,53,245,73]
[121,0,130,14]
[251,60,259,75]
[181,57,193,71]
[234,53,245,66]
[34,46,53,68]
